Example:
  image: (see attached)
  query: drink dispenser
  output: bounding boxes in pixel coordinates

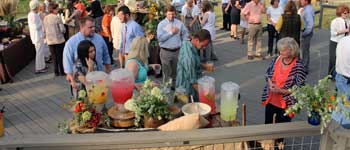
[109,69,135,111]
[220,82,240,121]
[85,71,109,105]
[198,76,216,113]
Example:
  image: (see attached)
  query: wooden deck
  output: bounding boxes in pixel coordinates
[0,29,331,138]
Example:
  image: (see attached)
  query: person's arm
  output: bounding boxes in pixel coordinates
[235,0,241,10]
[260,2,266,14]
[241,4,249,21]
[101,38,112,73]
[275,15,283,33]
[63,41,75,83]
[181,22,189,41]
[135,23,145,36]
[330,19,349,36]
[192,83,198,93]
[57,16,66,33]
[126,60,139,82]
[199,12,208,26]
[302,7,314,36]
[157,21,174,42]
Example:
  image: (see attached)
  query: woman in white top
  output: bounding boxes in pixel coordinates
[28,0,48,74]
[329,5,349,77]
[181,0,201,35]
[266,0,283,59]
[200,1,217,61]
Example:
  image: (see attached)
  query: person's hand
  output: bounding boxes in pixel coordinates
[66,73,73,83]
[71,80,77,89]
[85,58,94,71]
[150,64,161,70]
[108,36,112,42]
[171,27,179,35]
[344,28,349,34]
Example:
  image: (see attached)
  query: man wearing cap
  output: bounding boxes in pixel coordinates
[28,0,48,74]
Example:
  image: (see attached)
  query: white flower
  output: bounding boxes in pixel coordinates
[151,87,161,97]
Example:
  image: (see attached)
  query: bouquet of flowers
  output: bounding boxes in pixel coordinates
[131,80,171,127]
[59,90,110,134]
[285,76,350,133]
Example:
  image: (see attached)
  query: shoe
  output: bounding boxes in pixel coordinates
[35,68,48,74]
[264,55,272,59]
[247,55,254,60]
[255,55,264,60]
[234,37,240,40]
[45,57,53,64]
[225,29,231,31]
[54,72,59,76]
[220,27,226,30]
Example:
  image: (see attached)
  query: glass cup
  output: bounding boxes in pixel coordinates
[154,65,161,75]
[205,61,214,73]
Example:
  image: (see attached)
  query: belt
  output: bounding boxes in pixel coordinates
[249,23,261,25]
[161,47,180,52]
[341,74,350,84]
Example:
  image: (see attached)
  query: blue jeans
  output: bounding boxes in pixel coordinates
[332,74,350,129]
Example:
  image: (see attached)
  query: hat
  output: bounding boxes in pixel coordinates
[29,0,39,10]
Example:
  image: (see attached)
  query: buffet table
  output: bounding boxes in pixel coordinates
[0,36,36,84]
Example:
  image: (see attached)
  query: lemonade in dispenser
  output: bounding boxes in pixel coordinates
[220,82,239,121]
[85,71,109,106]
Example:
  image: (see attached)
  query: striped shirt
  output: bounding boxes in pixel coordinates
[261,57,307,107]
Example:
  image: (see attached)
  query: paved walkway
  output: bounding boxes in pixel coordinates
[0,29,330,135]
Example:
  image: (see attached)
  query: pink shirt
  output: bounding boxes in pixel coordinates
[241,1,265,24]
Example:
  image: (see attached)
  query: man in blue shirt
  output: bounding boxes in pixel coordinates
[117,6,144,68]
[300,0,314,73]
[63,17,111,83]
[157,5,188,87]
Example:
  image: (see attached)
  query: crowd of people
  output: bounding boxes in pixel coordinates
[25,0,350,130]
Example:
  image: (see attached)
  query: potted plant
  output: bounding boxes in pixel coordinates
[133,80,171,128]
[285,76,350,133]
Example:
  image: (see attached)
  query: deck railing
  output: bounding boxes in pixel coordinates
[0,121,320,150]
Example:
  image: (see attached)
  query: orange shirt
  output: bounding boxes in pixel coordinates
[75,3,87,17]
[101,14,112,37]
[263,57,296,109]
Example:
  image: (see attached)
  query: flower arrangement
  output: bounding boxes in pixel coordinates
[132,80,171,127]
[59,90,110,134]
[285,76,350,133]
[143,0,167,47]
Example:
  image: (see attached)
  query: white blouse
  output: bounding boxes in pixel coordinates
[336,36,350,77]
[202,11,216,41]
[110,16,123,50]
[330,17,349,42]
[181,4,200,17]
[28,11,44,44]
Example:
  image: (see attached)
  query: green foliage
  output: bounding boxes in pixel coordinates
[285,76,350,133]
[133,80,172,127]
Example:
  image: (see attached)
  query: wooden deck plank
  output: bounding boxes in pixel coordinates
[5,84,61,134]
[2,86,51,134]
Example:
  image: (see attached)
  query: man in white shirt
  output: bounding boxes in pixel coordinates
[28,0,48,74]
[333,36,350,129]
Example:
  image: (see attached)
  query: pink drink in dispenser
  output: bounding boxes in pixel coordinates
[109,69,135,110]
[198,76,216,113]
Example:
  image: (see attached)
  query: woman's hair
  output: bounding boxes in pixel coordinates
[127,36,149,65]
[336,4,349,17]
[103,5,114,14]
[77,40,96,67]
[270,0,279,6]
[48,3,59,13]
[277,37,300,58]
[201,1,213,13]
[284,1,297,15]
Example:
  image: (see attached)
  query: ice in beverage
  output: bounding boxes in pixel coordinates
[220,82,239,121]
[198,76,216,113]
